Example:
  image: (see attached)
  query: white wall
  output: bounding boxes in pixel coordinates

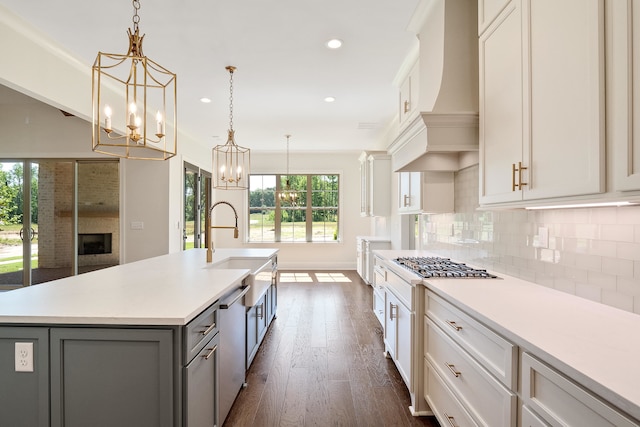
[212,151,373,269]
[0,10,212,263]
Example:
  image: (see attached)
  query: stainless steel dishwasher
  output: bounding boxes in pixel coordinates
[218,284,250,425]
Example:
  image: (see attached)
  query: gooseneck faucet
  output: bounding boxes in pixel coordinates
[206,200,239,263]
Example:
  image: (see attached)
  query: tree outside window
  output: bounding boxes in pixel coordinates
[248,174,339,243]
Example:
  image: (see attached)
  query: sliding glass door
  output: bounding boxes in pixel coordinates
[0,159,119,288]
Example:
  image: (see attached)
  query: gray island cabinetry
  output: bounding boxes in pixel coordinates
[0,248,278,427]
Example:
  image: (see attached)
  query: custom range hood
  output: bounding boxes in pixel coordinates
[388,0,479,172]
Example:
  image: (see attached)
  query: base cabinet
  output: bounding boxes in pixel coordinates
[50,328,175,427]
[521,352,639,427]
[184,333,219,427]
[0,327,49,427]
[246,284,277,369]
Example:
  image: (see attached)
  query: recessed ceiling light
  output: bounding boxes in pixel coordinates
[324,96,336,103]
[326,39,343,49]
[200,97,212,103]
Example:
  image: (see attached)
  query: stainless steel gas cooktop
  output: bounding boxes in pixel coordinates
[393,256,498,279]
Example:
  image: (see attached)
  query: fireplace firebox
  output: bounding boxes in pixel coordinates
[78,233,112,255]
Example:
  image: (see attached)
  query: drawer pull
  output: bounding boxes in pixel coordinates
[446,320,462,331]
[443,413,459,427]
[200,323,216,336]
[203,344,218,360]
[389,303,397,320]
[445,362,461,378]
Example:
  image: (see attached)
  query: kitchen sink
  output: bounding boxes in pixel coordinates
[206,257,275,306]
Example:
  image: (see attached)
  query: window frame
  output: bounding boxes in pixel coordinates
[248,173,340,243]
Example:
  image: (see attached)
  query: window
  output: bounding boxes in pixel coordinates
[248,174,339,242]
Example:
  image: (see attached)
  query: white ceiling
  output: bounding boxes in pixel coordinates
[0,0,420,153]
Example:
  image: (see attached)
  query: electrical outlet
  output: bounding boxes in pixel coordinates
[15,342,34,372]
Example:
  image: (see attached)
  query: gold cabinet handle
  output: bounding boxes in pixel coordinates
[200,323,216,336]
[404,100,410,113]
[443,413,459,427]
[445,362,461,378]
[203,344,218,360]
[446,320,462,331]
[403,194,411,207]
[518,161,528,188]
[512,161,528,191]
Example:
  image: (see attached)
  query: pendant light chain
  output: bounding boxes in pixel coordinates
[132,0,141,32]
[285,134,291,176]
[227,66,235,133]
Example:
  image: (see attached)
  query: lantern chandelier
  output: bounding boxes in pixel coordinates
[213,66,251,190]
[279,134,298,205]
[92,0,177,160]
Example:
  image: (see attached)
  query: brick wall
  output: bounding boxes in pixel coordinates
[38,161,119,268]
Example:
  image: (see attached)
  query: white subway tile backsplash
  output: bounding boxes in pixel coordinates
[618,242,640,261]
[617,206,640,224]
[618,277,640,296]
[421,165,640,315]
[600,224,635,243]
[602,257,634,278]
[575,283,602,303]
[602,290,634,312]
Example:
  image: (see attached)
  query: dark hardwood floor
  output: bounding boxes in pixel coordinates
[224,270,440,427]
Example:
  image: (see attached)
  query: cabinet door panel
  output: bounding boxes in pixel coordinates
[612,0,640,190]
[524,0,605,200]
[479,2,525,204]
[395,301,412,390]
[0,327,49,427]
[50,328,173,427]
[185,333,219,427]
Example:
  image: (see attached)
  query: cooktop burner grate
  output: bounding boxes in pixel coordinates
[393,256,498,279]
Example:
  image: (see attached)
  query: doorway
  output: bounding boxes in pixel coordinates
[0,160,119,288]
[183,162,211,250]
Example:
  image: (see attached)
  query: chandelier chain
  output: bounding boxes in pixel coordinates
[228,68,234,131]
[132,0,141,31]
[285,135,291,176]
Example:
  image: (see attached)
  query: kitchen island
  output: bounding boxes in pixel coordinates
[373,249,640,427]
[0,248,278,427]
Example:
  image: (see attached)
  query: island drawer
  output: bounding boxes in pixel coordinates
[426,290,517,390]
[184,303,219,363]
[521,352,639,427]
[425,317,516,427]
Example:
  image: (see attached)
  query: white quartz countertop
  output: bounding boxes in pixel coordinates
[0,248,278,326]
[373,249,640,422]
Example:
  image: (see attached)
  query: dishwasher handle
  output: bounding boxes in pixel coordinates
[220,285,251,309]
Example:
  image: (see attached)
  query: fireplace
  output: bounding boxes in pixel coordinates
[78,233,112,255]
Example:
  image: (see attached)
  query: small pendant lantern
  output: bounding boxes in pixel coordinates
[213,66,251,190]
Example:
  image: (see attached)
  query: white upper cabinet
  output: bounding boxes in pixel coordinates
[611,1,640,191]
[478,0,511,35]
[399,61,420,127]
[359,152,391,217]
[479,0,606,207]
[398,171,454,214]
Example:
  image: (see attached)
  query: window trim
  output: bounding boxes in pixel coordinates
[248,173,340,243]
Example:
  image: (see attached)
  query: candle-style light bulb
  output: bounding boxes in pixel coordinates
[104,105,112,131]
[128,102,137,128]
[220,164,226,181]
[155,110,164,135]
